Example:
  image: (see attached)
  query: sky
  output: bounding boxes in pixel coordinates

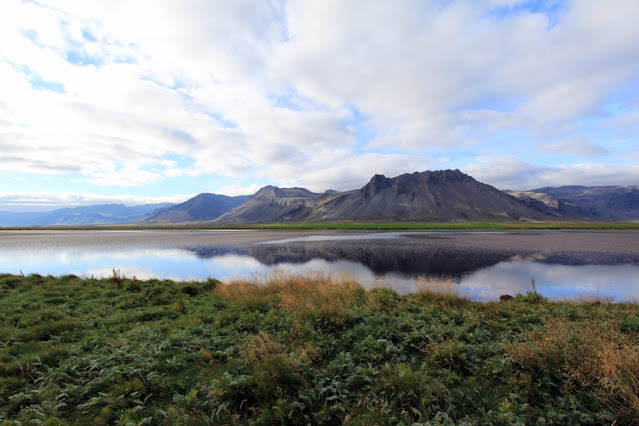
[1,0,638,211]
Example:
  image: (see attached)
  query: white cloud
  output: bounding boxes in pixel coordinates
[0,0,638,204]
[463,156,639,190]
[271,0,639,149]
[86,168,163,187]
[0,191,193,211]
[213,183,264,197]
[540,137,609,157]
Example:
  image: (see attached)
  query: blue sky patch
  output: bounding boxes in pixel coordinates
[203,112,238,129]
[14,64,66,93]
[81,28,97,42]
[19,28,39,42]
[65,49,103,67]
[343,106,378,150]
[269,89,327,112]
[484,0,566,29]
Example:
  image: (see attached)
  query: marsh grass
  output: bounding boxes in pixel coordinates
[5,221,639,231]
[1,272,638,424]
[217,269,366,325]
[413,275,464,296]
[411,276,472,309]
[507,317,639,423]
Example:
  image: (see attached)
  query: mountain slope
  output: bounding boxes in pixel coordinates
[506,191,597,221]
[138,193,251,224]
[214,186,319,224]
[527,186,639,221]
[312,170,560,222]
[0,203,172,227]
[215,170,566,224]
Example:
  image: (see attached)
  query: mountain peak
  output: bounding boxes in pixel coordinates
[138,193,250,224]
[362,174,392,198]
[423,169,471,183]
[254,185,281,199]
[253,185,317,200]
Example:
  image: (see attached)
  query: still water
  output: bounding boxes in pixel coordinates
[1,230,638,301]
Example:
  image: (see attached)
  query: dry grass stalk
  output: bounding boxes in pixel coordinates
[215,269,365,323]
[507,319,639,418]
[411,276,470,307]
[413,276,457,295]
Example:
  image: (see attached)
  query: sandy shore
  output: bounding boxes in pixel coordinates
[1,229,637,256]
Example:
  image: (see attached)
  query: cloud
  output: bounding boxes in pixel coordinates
[540,137,609,157]
[213,183,265,197]
[86,168,163,187]
[0,191,194,212]
[463,156,639,190]
[0,0,638,202]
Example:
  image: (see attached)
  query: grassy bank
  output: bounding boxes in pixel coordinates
[2,221,639,231]
[1,272,638,424]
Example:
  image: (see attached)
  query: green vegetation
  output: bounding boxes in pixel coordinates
[1,272,638,424]
[229,222,639,231]
[2,221,639,231]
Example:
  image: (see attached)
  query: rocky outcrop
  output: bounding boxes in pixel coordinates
[506,191,596,221]
[214,186,319,223]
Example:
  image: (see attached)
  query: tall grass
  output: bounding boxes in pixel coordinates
[1,272,638,424]
[508,318,639,422]
[216,269,366,324]
[411,275,472,308]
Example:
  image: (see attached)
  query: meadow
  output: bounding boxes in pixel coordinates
[3,221,639,231]
[1,271,638,424]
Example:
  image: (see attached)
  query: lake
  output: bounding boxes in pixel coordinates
[1,229,638,301]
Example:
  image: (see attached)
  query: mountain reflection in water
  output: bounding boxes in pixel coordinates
[180,238,639,300]
[1,231,638,301]
[185,241,517,277]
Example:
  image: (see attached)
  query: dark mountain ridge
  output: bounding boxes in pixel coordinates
[9,172,634,227]
[214,169,570,224]
[314,170,549,222]
[214,186,319,224]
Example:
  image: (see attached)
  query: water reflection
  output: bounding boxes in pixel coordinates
[188,242,517,276]
[1,244,638,301]
[462,261,639,302]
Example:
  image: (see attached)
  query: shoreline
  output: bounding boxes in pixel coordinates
[1,228,638,254]
[1,221,639,232]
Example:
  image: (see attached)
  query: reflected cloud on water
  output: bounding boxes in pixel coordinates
[1,238,638,301]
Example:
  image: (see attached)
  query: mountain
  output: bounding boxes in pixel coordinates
[522,186,639,221]
[215,170,567,224]
[214,186,318,224]
[505,191,597,221]
[312,170,559,222]
[0,203,172,227]
[138,193,251,224]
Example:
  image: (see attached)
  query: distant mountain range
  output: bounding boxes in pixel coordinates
[137,193,251,224]
[1,171,637,226]
[215,170,558,223]
[144,170,639,224]
[0,203,172,227]
[514,185,639,221]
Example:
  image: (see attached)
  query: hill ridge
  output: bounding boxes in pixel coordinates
[214,169,565,224]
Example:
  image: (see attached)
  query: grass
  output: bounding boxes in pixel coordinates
[2,221,639,231]
[1,272,638,424]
